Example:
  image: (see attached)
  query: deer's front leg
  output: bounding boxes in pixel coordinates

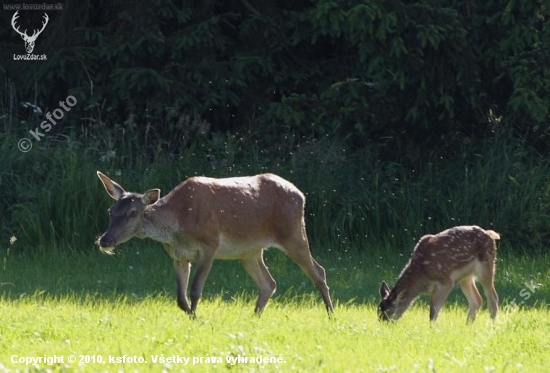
[429,282,453,322]
[189,245,216,315]
[173,260,192,314]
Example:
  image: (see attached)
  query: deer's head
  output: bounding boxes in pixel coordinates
[96,171,160,254]
[11,11,49,54]
[378,281,401,321]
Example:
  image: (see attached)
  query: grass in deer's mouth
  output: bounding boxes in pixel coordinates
[99,246,116,255]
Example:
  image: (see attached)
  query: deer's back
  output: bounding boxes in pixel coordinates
[159,173,305,243]
[408,225,498,282]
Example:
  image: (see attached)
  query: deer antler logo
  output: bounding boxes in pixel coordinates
[11,11,49,54]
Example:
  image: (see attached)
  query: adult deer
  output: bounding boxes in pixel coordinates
[378,225,499,323]
[96,171,334,316]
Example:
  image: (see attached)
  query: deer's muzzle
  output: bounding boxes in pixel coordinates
[98,233,116,254]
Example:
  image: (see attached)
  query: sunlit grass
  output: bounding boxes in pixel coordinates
[0,246,549,371]
[0,292,549,372]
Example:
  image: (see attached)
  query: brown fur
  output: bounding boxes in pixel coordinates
[379,225,499,322]
[97,172,334,316]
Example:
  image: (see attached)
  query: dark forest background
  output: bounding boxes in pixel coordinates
[1,0,549,254]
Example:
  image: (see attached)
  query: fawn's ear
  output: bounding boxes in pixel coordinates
[141,189,160,205]
[379,281,391,299]
[97,171,126,200]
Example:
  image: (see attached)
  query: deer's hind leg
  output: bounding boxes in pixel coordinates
[241,250,277,314]
[459,276,483,323]
[278,234,334,314]
[477,260,499,319]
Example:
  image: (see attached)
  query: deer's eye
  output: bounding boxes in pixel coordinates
[129,211,138,218]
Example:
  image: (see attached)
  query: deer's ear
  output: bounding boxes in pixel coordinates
[379,281,391,299]
[97,171,125,200]
[142,189,160,205]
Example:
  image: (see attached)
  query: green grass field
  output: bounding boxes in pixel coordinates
[1,243,548,372]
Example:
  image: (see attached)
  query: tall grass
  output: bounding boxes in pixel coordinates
[1,107,549,255]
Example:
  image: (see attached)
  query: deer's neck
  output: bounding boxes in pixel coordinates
[139,204,179,244]
[391,264,429,318]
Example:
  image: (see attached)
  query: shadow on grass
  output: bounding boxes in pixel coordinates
[1,242,548,315]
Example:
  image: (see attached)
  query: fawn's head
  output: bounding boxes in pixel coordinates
[378,281,400,321]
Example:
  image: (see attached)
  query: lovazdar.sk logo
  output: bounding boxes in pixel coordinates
[11,10,48,60]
